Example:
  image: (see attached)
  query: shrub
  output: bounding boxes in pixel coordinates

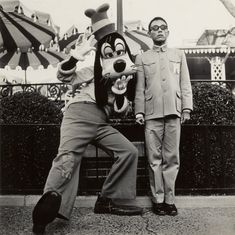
[188,82,235,125]
[178,83,235,192]
[0,92,63,124]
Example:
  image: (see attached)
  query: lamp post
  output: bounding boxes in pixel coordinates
[117,0,123,35]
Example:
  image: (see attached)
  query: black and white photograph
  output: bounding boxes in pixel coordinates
[0,0,235,234]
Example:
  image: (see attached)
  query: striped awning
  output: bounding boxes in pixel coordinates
[0,9,56,52]
[123,30,153,55]
[0,49,67,70]
[64,25,79,37]
[58,29,153,56]
[180,45,235,55]
[58,33,82,53]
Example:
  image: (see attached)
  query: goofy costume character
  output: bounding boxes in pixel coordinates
[32,3,142,234]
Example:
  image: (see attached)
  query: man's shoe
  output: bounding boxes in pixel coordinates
[152,202,166,216]
[32,191,61,234]
[94,195,143,216]
[164,203,178,216]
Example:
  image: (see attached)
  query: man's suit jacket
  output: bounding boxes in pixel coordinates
[134,47,193,120]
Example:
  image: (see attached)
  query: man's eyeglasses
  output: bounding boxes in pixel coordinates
[150,25,168,31]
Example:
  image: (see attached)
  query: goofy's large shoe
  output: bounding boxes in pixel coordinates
[32,191,61,234]
[94,195,143,216]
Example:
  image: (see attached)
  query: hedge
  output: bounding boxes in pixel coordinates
[0,83,234,125]
[0,92,63,124]
[189,82,235,125]
[0,83,234,195]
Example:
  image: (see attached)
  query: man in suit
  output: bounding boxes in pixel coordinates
[134,17,193,216]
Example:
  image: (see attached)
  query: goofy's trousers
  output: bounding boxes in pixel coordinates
[44,102,138,219]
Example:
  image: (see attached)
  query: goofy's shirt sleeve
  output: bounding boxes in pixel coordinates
[57,56,94,85]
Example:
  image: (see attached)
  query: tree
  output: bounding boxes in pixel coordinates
[219,0,235,18]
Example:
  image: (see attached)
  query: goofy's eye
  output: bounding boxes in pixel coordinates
[106,52,114,58]
[115,38,126,56]
[101,43,114,58]
[116,49,125,56]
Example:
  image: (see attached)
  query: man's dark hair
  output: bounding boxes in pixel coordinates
[148,17,168,32]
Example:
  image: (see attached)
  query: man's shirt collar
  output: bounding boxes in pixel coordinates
[153,44,167,52]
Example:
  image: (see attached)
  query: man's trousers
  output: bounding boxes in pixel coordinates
[145,116,181,204]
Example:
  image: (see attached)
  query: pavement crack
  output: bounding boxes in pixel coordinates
[142,210,158,235]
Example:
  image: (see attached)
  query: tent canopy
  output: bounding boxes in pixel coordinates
[0,0,21,12]
[58,26,153,56]
[0,9,56,52]
[0,49,67,70]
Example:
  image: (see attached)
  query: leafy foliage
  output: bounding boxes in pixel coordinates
[0,92,63,124]
[189,83,235,125]
[0,85,235,193]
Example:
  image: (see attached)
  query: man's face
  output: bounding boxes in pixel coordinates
[148,19,169,44]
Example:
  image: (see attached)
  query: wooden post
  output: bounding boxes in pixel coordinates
[117,0,123,35]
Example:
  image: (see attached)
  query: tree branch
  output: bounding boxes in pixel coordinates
[219,0,235,18]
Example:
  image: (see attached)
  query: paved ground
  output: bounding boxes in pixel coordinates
[0,206,235,235]
[0,196,235,235]
[0,205,235,235]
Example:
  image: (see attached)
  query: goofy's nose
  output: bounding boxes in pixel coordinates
[113,59,126,73]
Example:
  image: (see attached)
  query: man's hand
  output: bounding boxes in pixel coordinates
[70,34,96,61]
[111,75,133,95]
[181,111,191,124]
[136,113,145,125]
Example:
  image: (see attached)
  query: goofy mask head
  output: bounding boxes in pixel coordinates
[85,3,136,109]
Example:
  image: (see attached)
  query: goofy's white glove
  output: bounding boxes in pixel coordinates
[111,75,133,95]
[70,33,96,61]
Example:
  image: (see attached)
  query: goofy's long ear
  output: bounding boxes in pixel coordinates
[94,44,108,107]
[122,37,137,102]
[84,3,119,107]
[126,73,137,102]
